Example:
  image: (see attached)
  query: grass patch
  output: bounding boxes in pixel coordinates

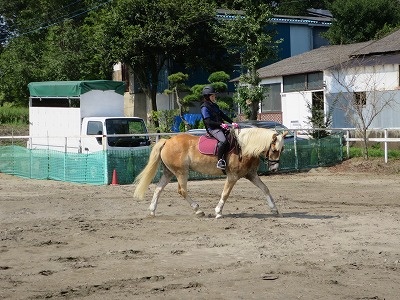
[346,147,400,159]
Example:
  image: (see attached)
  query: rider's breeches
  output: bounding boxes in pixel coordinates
[209,129,228,160]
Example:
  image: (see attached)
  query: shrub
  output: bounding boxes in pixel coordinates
[0,106,29,124]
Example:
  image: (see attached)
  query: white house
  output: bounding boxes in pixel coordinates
[256,29,400,129]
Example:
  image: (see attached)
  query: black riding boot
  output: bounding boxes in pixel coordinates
[217,141,228,169]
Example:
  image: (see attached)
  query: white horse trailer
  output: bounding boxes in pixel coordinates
[27,80,150,153]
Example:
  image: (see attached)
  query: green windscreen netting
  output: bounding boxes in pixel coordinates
[0,135,343,185]
[0,146,107,184]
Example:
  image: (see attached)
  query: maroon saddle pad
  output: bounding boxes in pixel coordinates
[198,135,218,155]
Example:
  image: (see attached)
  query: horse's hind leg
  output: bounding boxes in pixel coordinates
[149,167,174,216]
[246,173,281,216]
[215,177,238,219]
[176,174,205,217]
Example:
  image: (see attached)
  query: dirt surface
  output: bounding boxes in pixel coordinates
[1,158,400,300]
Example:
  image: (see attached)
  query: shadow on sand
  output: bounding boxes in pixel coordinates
[224,211,339,220]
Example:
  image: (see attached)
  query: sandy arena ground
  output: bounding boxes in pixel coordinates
[1,158,400,300]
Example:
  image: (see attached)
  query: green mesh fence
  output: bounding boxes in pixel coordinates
[0,146,107,184]
[0,134,343,185]
[255,134,343,174]
[107,148,153,185]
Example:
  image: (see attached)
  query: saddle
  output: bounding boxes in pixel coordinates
[197,130,241,157]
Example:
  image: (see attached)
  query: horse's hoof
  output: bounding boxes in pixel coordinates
[215,213,223,219]
[272,210,283,217]
[195,210,205,217]
[148,212,156,217]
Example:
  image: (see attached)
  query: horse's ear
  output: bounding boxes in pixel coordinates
[282,131,289,138]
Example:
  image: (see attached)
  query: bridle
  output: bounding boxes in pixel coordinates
[263,139,283,167]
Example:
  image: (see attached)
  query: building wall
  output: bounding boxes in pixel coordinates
[274,19,330,61]
[325,64,400,128]
[290,25,313,56]
[123,93,147,120]
[326,64,399,93]
[259,77,309,128]
[281,91,312,128]
[327,90,400,128]
[260,76,326,129]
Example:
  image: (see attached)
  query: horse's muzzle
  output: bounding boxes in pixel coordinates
[268,160,280,172]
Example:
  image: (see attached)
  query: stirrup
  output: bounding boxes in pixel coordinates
[216,159,226,170]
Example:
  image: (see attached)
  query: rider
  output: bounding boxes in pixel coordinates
[200,85,238,170]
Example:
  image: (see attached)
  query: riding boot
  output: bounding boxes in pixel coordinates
[217,141,228,169]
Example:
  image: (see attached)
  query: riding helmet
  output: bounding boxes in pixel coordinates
[202,85,217,96]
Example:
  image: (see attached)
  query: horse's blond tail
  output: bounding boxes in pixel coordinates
[133,139,167,199]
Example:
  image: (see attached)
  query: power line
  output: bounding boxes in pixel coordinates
[0,0,111,42]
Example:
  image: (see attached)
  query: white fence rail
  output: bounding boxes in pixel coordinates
[293,127,400,164]
[343,128,400,163]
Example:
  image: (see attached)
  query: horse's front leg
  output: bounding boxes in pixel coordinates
[215,177,238,219]
[246,173,282,217]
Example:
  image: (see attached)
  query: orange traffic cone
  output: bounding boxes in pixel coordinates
[111,169,119,185]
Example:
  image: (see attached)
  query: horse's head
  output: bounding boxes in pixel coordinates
[266,131,287,172]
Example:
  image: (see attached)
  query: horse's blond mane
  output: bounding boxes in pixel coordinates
[235,128,276,157]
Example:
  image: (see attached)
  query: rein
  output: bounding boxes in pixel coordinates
[227,128,242,160]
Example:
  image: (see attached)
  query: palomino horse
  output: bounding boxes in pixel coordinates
[133,128,287,218]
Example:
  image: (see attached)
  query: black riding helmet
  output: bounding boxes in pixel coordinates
[202,85,217,96]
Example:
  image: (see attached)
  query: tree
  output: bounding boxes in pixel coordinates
[0,36,43,106]
[0,0,107,105]
[304,95,336,139]
[325,0,400,44]
[206,71,233,114]
[164,72,191,130]
[88,0,219,118]
[42,18,114,81]
[233,84,265,120]
[217,0,279,119]
[165,71,232,131]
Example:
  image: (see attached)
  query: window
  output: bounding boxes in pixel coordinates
[307,72,324,90]
[105,118,149,147]
[312,91,324,111]
[283,74,306,92]
[311,91,325,125]
[283,72,324,92]
[261,83,281,112]
[87,121,103,145]
[353,92,366,108]
[30,98,80,107]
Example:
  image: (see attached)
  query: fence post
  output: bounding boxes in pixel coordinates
[29,137,32,179]
[64,137,67,181]
[156,130,160,143]
[346,130,350,159]
[384,129,388,163]
[104,150,108,184]
[294,130,298,170]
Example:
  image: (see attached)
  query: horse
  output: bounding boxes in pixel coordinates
[133,127,287,218]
